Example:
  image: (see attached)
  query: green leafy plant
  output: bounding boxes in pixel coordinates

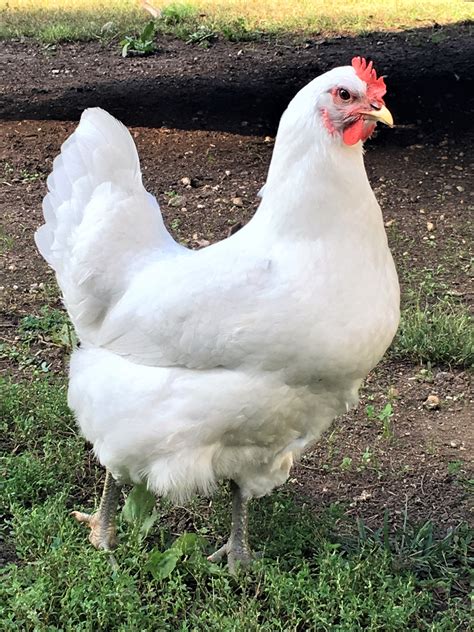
[447,461,462,476]
[340,456,352,471]
[145,533,207,580]
[19,306,76,349]
[19,168,41,183]
[360,447,374,469]
[121,483,159,542]
[120,20,156,57]
[186,24,216,45]
[366,402,394,439]
[379,402,394,439]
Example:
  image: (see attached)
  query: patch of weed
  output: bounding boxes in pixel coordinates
[19,305,76,348]
[0,225,14,253]
[120,19,155,57]
[1,378,472,629]
[392,299,472,368]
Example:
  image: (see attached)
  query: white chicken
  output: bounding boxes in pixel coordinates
[35,57,399,570]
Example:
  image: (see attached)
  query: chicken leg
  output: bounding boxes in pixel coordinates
[71,470,122,551]
[208,480,254,573]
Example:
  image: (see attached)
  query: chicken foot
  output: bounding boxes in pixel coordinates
[208,480,255,573]
[71,470,122,551]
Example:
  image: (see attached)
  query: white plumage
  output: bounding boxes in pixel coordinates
[36,61,399,562]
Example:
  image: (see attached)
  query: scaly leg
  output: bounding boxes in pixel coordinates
[208,480,254,573]
[71,470,122,551]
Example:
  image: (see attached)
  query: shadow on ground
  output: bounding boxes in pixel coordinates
[1,23,472,143]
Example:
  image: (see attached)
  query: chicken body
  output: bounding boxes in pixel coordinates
[36,62,400,563]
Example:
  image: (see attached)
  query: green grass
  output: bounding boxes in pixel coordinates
[1,377,472,630]
[393,300,473,368]
[390,266,473,368]
[1,0,473,43]
[0,225,14,254]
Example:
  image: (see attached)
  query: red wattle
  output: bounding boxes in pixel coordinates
[343,119,365,145]
[343,120,376,145]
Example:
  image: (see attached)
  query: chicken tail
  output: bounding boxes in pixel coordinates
[35,108,177,342]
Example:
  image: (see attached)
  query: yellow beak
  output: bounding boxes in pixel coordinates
[362,105,394,127]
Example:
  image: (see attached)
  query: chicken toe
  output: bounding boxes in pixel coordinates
[71,470,122,551]
[208,539,256,573]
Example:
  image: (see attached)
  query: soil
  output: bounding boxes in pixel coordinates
[1,25,472,538]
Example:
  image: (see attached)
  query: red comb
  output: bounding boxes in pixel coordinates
[351,57,387,102]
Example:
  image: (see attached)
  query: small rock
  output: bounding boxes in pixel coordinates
[426,221,434,231]
[180,177,191,186]
[387,386,399,399]
[434,371,451,384]
[449,441,458,448]
[168,195,186,207]
[231,197,243,207]
[424,394,440,410]
[195,238,210,249]
[351,490,372,505]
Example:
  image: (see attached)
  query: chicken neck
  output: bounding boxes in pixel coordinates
[250,124,375,241]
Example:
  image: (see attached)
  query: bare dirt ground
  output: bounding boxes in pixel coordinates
[1,25,472,536]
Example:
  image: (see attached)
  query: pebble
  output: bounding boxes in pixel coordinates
[387,386,399,399]
[231,197,243,207]
[168,195,186,207]
[434,371,451,383]
[424,394,440,410]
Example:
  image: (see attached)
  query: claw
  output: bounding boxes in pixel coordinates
[207,540,256,574]
[207,543,228,564]
[71,509,118,551]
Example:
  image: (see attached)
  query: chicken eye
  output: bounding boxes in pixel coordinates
[338,88,351,101]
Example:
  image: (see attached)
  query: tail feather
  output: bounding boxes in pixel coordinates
[35,108,178,342]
